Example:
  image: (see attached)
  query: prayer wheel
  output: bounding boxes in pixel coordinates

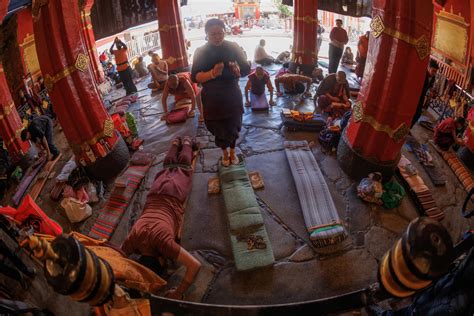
[378,217,453,298]
[45,235,115,306]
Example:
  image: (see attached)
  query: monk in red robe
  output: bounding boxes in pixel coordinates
[122,136,201,300]
[161,73,203,122]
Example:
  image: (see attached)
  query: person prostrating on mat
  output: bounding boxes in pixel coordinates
[191,19,250,167]
[244,66,275,108]
[122,136,201,300]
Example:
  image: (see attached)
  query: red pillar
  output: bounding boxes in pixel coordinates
[338,0,434,180]
[32,0,129,180]
[156,0,189,72]
[0,66,29,162]
[291,0,318,75]
[80,0,105,85]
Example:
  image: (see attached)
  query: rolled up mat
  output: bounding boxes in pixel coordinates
[397,155,444,221]
[284,141,347,248]
[218,157,274,271]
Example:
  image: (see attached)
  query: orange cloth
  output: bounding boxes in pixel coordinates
[40,232,166,294]
[113,48,129,72]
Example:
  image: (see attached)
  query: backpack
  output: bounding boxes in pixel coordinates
[318,128,341,152]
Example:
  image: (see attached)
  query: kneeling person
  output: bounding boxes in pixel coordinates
[122,137,201,299]
[244,66,275,110]
[162,73,203,122]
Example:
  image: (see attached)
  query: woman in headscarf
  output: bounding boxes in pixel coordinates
[191,19,250,166]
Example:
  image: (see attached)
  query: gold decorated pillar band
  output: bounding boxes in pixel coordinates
[294,15,318,24]
[0,102,15,121]
[353,101,409,143]
[165,55,185,65]
[44,53,90,91]
[70,118,114,154]
[370,15,430,60]
[159,23,183,32]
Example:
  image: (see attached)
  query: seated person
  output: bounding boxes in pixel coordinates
[122,136,201,300]
[106,62,120,83]
[148,53,168,92]
[245,66,275,109]
[275,73,312,97]
[341,47,355,65]
[134,56,149,77]
[433,117,465,151]
[316,71,351,117]
[161,73,203,122]
[21,115,60,161]
[275,51,291,64]
[254,39,275,66]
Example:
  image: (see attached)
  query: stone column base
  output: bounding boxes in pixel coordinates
[85,136,130,181]
[457,146,474,172]
[289,61,315,77]
[337,130,399,181]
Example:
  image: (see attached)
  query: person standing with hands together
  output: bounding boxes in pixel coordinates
[192,19,250,166]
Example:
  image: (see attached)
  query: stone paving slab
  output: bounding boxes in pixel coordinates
[204,249,377,305]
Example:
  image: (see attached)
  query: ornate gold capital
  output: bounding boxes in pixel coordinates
[354,101,409,143]
[44,53,90,91]
[370,15,430,60]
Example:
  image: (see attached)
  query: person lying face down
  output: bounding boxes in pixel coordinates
[161,73,204,122]
[316,71,351,115]
[121,137,201,300]
[275,73,313,97]
[244,66,275,107]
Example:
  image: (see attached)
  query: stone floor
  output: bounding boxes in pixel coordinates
[4,63,474,314]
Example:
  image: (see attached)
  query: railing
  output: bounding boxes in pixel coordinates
[432,55,471,90]
[125,32,161,61]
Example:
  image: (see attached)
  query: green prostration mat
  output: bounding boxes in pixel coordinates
[218,158,274,271]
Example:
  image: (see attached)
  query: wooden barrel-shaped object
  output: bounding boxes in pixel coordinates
[378,217,453,298]
[45,235,115,306]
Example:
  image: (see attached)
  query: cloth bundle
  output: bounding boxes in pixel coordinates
[398,155,444,221]
[280,111,326,132]
[166,107,188,124]
[357,172,384,205]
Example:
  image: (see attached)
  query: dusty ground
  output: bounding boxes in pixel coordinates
[3,58,473,315]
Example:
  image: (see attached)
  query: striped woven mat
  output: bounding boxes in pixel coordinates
[284,141,347,248]
[88,154,154,240]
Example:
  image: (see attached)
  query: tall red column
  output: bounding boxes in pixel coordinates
[156,0,189,72]
[80,0,105,85]
[0,66,29,162]
[32,0,129,180]
[291,0,318,75]
[338,0,434,180]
